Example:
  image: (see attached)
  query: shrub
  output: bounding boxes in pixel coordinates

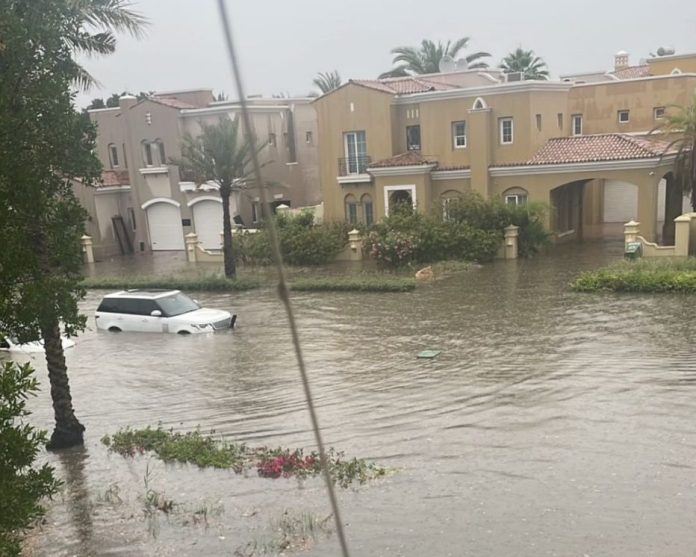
[572,258,696,293]
[235,213,348,266]
[0,363,61,557]
[81,274,260,292]
[290,277,416,292]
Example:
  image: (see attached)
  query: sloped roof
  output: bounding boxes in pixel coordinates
[350,77,459,95]
[562,65,652,83]
[150,97,198,109]
[526,134,674,165]
[369,151,438,168]
[98,170,130,188]
[611,65,651,79]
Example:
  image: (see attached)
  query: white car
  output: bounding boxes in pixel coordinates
[0,335,75,353]
[95,290,236,334]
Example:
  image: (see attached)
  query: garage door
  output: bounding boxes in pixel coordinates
[604,180,638,223]
[192,200,223,250]
[146,202,184,251]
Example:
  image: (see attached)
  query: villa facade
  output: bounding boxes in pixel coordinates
[313,51,696,243]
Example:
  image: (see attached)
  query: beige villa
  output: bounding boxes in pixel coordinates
[85,90,320,257]
[313,51,696,243]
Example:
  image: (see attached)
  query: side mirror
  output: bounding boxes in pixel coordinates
[150,310,162,317]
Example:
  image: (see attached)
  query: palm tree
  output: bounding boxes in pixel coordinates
[653,92,696,241]
[66,0,148,89]
[499,48,549,80]
[313,71,342,94]
[174,116,264,278]
[379,38,490,79]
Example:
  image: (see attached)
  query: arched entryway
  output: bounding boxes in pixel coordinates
[188,196,223,250]
[384,185,416,215]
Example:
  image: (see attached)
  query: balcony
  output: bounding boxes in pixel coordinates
[337,155,372,184]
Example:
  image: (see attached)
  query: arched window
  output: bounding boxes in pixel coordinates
[154,139,166,165]
[142,140,154,166]
[142,140,166,166]
[344,194,358,225]
[503,187,528,207]
[441,190,462,221]
[472,97,487,110]
[361,194,374,227]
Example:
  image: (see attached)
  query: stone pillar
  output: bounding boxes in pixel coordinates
[348,228,362,261]
[81,234,94,264]
[185,232,198,262]
[624,220,640,246]
[504,225,519,259]
[673,215,690,257]
[637,179,658,242]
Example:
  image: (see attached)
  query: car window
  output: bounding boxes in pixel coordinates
[155,293,200,317]
[98,298,158,315]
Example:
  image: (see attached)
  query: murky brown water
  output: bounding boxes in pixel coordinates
[15,242,696,556]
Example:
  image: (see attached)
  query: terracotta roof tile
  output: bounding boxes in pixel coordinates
[350,77,458,95]
[98,170,130,187]
[369,151,437,168]
[151,97,197,109]
[527,134,673,165]
[610,65,651,79]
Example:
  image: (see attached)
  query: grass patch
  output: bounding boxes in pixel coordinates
[289,277,416,292]
[572,258,696,293]
[81,274,260,292]
[102,426,388,488]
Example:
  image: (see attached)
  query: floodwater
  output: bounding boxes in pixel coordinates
[16,242,696,556]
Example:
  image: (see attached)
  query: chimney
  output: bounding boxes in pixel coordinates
[118,93,138,111]
[614,50,629,70]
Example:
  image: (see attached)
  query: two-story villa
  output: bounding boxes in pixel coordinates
[314,51,696,243]
[85,89,320,257]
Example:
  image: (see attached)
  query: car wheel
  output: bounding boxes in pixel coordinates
[108,327,122,333]
[177,330,191,335]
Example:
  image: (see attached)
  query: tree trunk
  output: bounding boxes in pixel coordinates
[662,173,682,245]
[220,185,236,278]
[42,319,84,450]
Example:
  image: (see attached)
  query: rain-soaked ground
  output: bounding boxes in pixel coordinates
[14,241,696,556]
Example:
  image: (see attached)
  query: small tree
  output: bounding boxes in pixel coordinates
[0,363,61,556]
[499,48,549,80]
[313,71,342,94]
[174,116,264,278]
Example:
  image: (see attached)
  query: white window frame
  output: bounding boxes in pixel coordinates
[499,117,513,145]
[452,121,466,149]
[618,110,630,124]
[109,144,119,168]
[343,130,367,174]
[653,106,665,120]
[572,114,583,136]
[384,185,416,216]
[505,193,528,206]
[143,142,153,166]
[406,125,421,151]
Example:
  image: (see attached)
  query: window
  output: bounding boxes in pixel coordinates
[305,131,313,144]
[127,207,136,231]
[268,133,276,147]
[344,131,367,174]
[156,292,200,317]
[283,132,289,147]
[572,114,583,136]
[442,197,456,221]
[618,110,630,124]
[108,144,119,167]
[503,188,528,206]
[344,194,358,224]
[499,118,513,144]
[251,202,259,223]
[535,114,542,132]
[654,107,665,120]
[406,125,421,150]
[361,194,374,227]
[452,121,466,149]
[557,113,563,130]
[157,141,166,165]
[143,142,153,166]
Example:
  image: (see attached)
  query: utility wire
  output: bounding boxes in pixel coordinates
[215,2,351,556]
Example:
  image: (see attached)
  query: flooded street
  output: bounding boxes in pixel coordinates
[18,242,696,556]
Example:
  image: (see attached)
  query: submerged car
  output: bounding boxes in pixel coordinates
[0,335,75,353]
[95,290,236,334]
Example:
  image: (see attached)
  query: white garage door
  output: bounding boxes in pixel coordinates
[604,180,638,223]
[146,203,184,251]
[192,200,223,250]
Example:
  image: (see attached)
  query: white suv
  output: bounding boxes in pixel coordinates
[95,290,236,334]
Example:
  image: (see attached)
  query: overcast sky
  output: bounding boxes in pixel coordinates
[77,0,696,106]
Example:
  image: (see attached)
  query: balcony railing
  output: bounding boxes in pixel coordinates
[338,155,371,176]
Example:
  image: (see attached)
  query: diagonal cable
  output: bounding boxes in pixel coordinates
[215,2,351,555]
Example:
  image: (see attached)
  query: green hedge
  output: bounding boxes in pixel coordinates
[81,274,260,292]
[572,258,696,292]
[289,277,416,292]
